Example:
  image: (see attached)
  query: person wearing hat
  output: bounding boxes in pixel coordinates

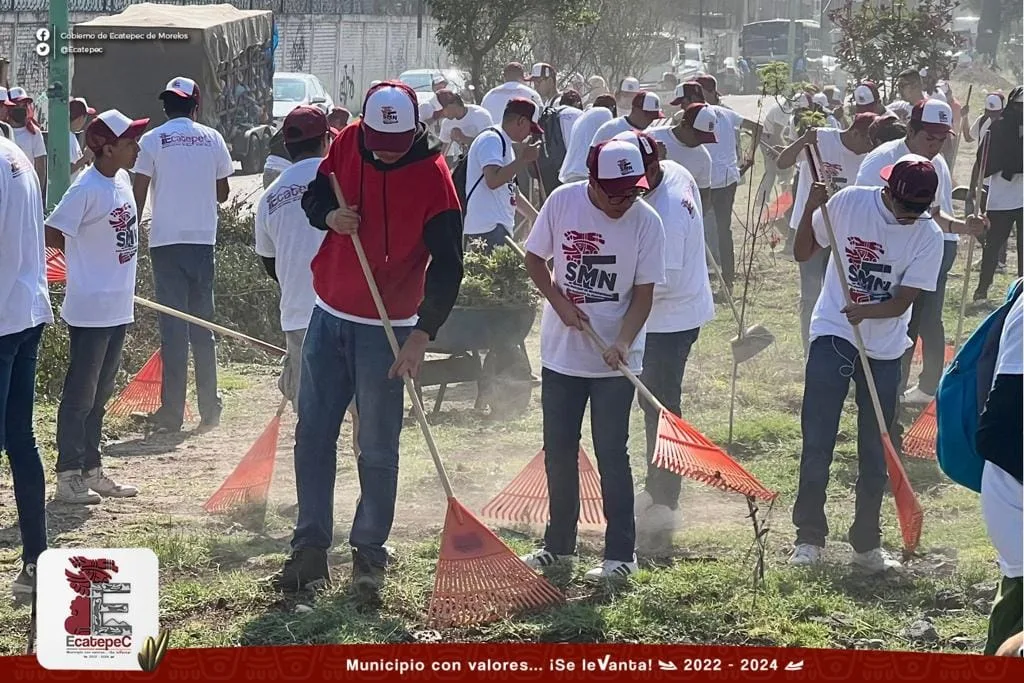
[974,87,1023,303]
[3,87,46,191]
[964,92,1006,143]
[436,89,493,161]
[529,63,561,107]
[0,87,13,140]
[558,103,614,184]
[614,76,642,114]
[790,154,945,573]
[857,99,987,416]
[263,127,292,189]
[647,102,716,204]
[271,81,464,595]
[520,138,665,583]
[777,112,880,354]
[132,76,234,435]
[418,72,450,128]
[613,130,713,555]
[582,75,609,107]
[480,62,543,126]
[695,73,762,288]
[463,97,541,251]
[0,118,51,596]
[591,90,663,146]
[666,81,705,122]
[69,97,97,185]
[852,81,893,118]
[44,110,149,504]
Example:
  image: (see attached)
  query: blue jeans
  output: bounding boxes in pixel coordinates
[56,325,127,473]
[541,368,636,562]
[793,336,901,552]
[290,306,410,566]
[640,328,700,509]
[0,324,47,564]
[150,244,220,427]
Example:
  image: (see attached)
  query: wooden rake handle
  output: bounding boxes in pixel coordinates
[954,130,993,347]
[502,235,670,414]
[328,174,455,500]
[134,296,285,356]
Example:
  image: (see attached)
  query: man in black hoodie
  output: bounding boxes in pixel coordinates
[270,82,463,596]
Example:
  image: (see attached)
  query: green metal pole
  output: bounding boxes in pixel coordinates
[47,0,70,211]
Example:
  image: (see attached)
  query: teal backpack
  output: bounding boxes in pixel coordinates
[935,278,1024,491]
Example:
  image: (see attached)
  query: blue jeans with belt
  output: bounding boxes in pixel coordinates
[290,306,410,567]
[0,324,47,564]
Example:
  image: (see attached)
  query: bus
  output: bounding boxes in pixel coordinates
[740,19,822,67]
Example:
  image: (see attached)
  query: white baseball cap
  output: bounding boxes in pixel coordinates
[681,102,718,143]
[632,91,662,114]
[84,109,150,153]
[361,82,418,153]
[910,98,955,136]
[812,92,830,108]
[2,86,31,105]
[160,76,200,101]
[587,139,650,195]
[0,87,7,102]
[612,129,659,166]
[854,82,879,108]
[619,77,641,94]
[530,63,556,80]
[985,93,1006,111]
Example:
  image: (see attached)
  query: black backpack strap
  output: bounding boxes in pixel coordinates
[465,127,508,203]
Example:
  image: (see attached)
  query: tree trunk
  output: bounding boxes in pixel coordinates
[471,53,485,102]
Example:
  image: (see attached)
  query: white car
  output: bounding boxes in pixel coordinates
[398,68,471,108]
[273,72,334,123]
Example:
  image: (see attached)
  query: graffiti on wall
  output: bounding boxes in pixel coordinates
[287,33,307,72]
[338,64,356,107]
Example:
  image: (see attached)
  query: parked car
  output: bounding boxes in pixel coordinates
[273,72,334,123]
[398,68,471,108]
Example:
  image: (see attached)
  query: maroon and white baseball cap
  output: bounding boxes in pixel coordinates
[611,130,659,167]
[670,81,705,106]
[504,98,544,135]
[84,109,150,153]
[618,77,641,94]
[910,99,955,136]
[588,139,650,196]
[69,97,96,119]
[849,112,879,133]
[695,74,718,96]
[853,82,880,112]
[880,153,938,207]
[2,86,31,106]
[632,91,662,114]
[985,93,1006,112]
[160,76,201,102]
[681,103,718,144]
[529,63,556,80]
[361,81,419,153]
[282,105,329,143]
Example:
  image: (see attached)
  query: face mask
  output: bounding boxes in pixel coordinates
[9,108,27,125]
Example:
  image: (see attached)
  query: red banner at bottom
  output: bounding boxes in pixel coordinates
[3,644,1022,680]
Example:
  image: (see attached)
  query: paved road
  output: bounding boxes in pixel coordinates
[720,94,770,122]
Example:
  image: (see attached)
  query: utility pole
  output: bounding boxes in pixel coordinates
[787,0,798,73]
[47,0,70,211]
[699,0,705,39]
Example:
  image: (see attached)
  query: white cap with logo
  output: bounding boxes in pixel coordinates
[854,84,877,105]
[362,82,418,153]
[986,93,1006,111]
[619,77,641,94]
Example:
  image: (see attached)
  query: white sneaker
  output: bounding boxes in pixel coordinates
[12,563,36,597]
[55,471,101,505]
[637,504,677,555]
[519,549,574,571]
[584,556,639,584]
[633,490,654,517]
[851,548,902,573]
[902,386,934,405]
[83,467,138,498]
[789,543,824,566]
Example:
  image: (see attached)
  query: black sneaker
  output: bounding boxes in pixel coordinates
[194,415,220,435]
[12,563,36,597]
[269,547,330,593]
[351,549,387,593]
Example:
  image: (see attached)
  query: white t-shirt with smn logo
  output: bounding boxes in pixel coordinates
[46,167,139,328]
[642,160,714,333]
[464,127,516,236]
[525,181,666,377]
[809,186,943,360]
[789,128,867,230]
[133,117,234,248]
[255,157,326,332]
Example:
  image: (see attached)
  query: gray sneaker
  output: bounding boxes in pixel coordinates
[12,563,36,597]
[56,471,101,505]
[83,467,138,498]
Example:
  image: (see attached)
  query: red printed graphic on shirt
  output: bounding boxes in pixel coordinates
[844,235,893,303]
[561,230,619,304]
[109,203,138,265]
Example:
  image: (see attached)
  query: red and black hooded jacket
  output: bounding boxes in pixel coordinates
[301,96,464,339]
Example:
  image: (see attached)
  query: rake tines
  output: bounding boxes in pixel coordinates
[45,248,66,283]
[480,448,606,526]
[427,498,564,628]
[912,340,954,365]
[902,399,938,460]
[203,399,286,513]
[652,410,777,502]
[106,350,193,420]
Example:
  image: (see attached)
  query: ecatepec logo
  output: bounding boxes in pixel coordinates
[37,548,159,671]
[381,105,399,124]
[616,157,634,175]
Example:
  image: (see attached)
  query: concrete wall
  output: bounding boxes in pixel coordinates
[0,4,451,124]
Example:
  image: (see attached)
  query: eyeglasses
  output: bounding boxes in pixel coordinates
[606,188,647,205]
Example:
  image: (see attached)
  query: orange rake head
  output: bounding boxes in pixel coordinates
[912,340,954,365]
[427,498,564,629]
[106,351,194,420]
[650,409,777,502]
[480,448,606,526]
[45,248,66,283]
[902,399,938,460]
[881,433,923,556]
[203,411,281,513]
